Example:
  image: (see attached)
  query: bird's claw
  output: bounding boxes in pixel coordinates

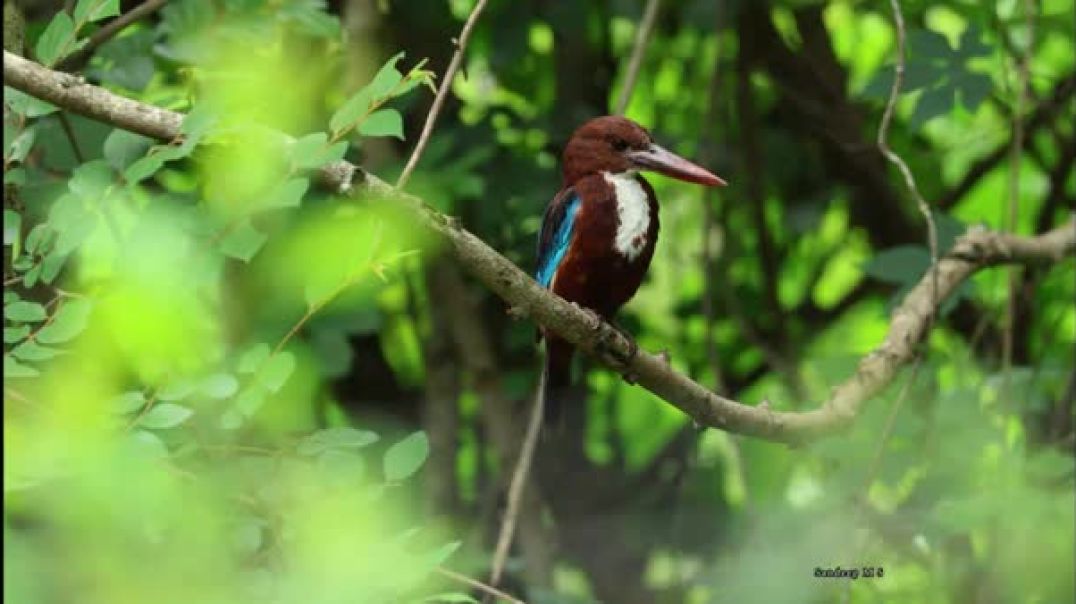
[570,302,603,333]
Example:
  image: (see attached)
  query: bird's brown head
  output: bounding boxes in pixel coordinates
[561,116,726,188]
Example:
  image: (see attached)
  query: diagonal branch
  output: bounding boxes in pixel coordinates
[6,50,1074,445]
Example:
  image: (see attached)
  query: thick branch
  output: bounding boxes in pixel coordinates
[6,50,1074,444]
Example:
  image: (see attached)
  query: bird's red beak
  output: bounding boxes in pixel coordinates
[627,144,727,187]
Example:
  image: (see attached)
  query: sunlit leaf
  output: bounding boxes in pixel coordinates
[74,0,120,24]
[220,219,268,262]
[199,373,240,399]
[264,178,310,209]
[359,109,404,139]
[138,403,194,429]
[257,352,296,393]
[383,431,429,482]
[36,298,93,344]
[4,356,39,378]
[238,343,271,374]
[35,13,75,66]
[297,428,380,456]
[11,341,61,361]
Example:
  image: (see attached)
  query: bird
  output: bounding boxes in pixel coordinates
[535,116,726,425]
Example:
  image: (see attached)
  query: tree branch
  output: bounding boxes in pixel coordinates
[6,50,1074,445]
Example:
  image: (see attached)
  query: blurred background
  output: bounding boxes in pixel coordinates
[3,0,1074,603]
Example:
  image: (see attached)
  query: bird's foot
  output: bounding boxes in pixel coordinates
[570,302,604,333]
[605,324,640,381]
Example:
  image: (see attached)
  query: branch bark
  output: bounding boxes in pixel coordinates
[6,50,1074,445]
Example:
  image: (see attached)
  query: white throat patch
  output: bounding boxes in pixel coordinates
[603,171,650,260]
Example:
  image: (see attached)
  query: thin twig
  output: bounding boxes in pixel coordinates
[56,0,169,73]
[614,0,663,115]
[486,378,544,594]
[57,112,85,163]
[1002,0,1036,398]
[436,567,526,604]
[868,0,940,458]
[395,0,489,189]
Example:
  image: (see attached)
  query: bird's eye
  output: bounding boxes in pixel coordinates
[612,138,629,152]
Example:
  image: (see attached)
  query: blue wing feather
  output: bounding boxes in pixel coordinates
[535,189,580,289]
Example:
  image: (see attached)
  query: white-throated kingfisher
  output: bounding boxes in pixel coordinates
[535,116,726,425]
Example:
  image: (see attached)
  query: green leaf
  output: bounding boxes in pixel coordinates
[329,53,405,135]
[3,211,21,258]
[22,264,41,288]
[289,134,347,170]
[36,13,75,66]
[24,224,50,254]
[264,178,309,209]
[8,127,36,163]
[104,129,153,171]
[69,160,114,199]
[36,298,92,344]
[157,378,196,401]
[366,52,406,100]
[330,88,374,136]
[358,109,404,139]
[4,168,26,186]
[4,356,39,378]
[383,431,429,482]
[220,220,268,262]
[4,88,59,117]
[297,428,380,456]
[124,154,165,184]
[237,343,271,374]
[74,0,120,23]
[257,352,295,393]
[4,325,31,343]
[199,373,239,399]
[128,430,169,458]
[4,301,47,322]
[138,403,194,429]
[40,250,67,284]
[423,540,462,568]
[11,341,61,361]
[862,246,930,286]
[910,86,955,128]
[112,391,146,414]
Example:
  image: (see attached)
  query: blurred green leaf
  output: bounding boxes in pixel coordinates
[4,355,39,378]
[297,427,380,456]
[104,129,154,171]
[264,178,310,209]
[199,373,240,399]
[220,219,268,262]
[383,431,429,482]
[238,343,271,374]
[257,352,296,393]
[862,245,930,286]
[11,341,61,361]
[138,403,194,429]
[112,391,147,415]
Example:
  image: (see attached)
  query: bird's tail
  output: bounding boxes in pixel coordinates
[542,337,574,428]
